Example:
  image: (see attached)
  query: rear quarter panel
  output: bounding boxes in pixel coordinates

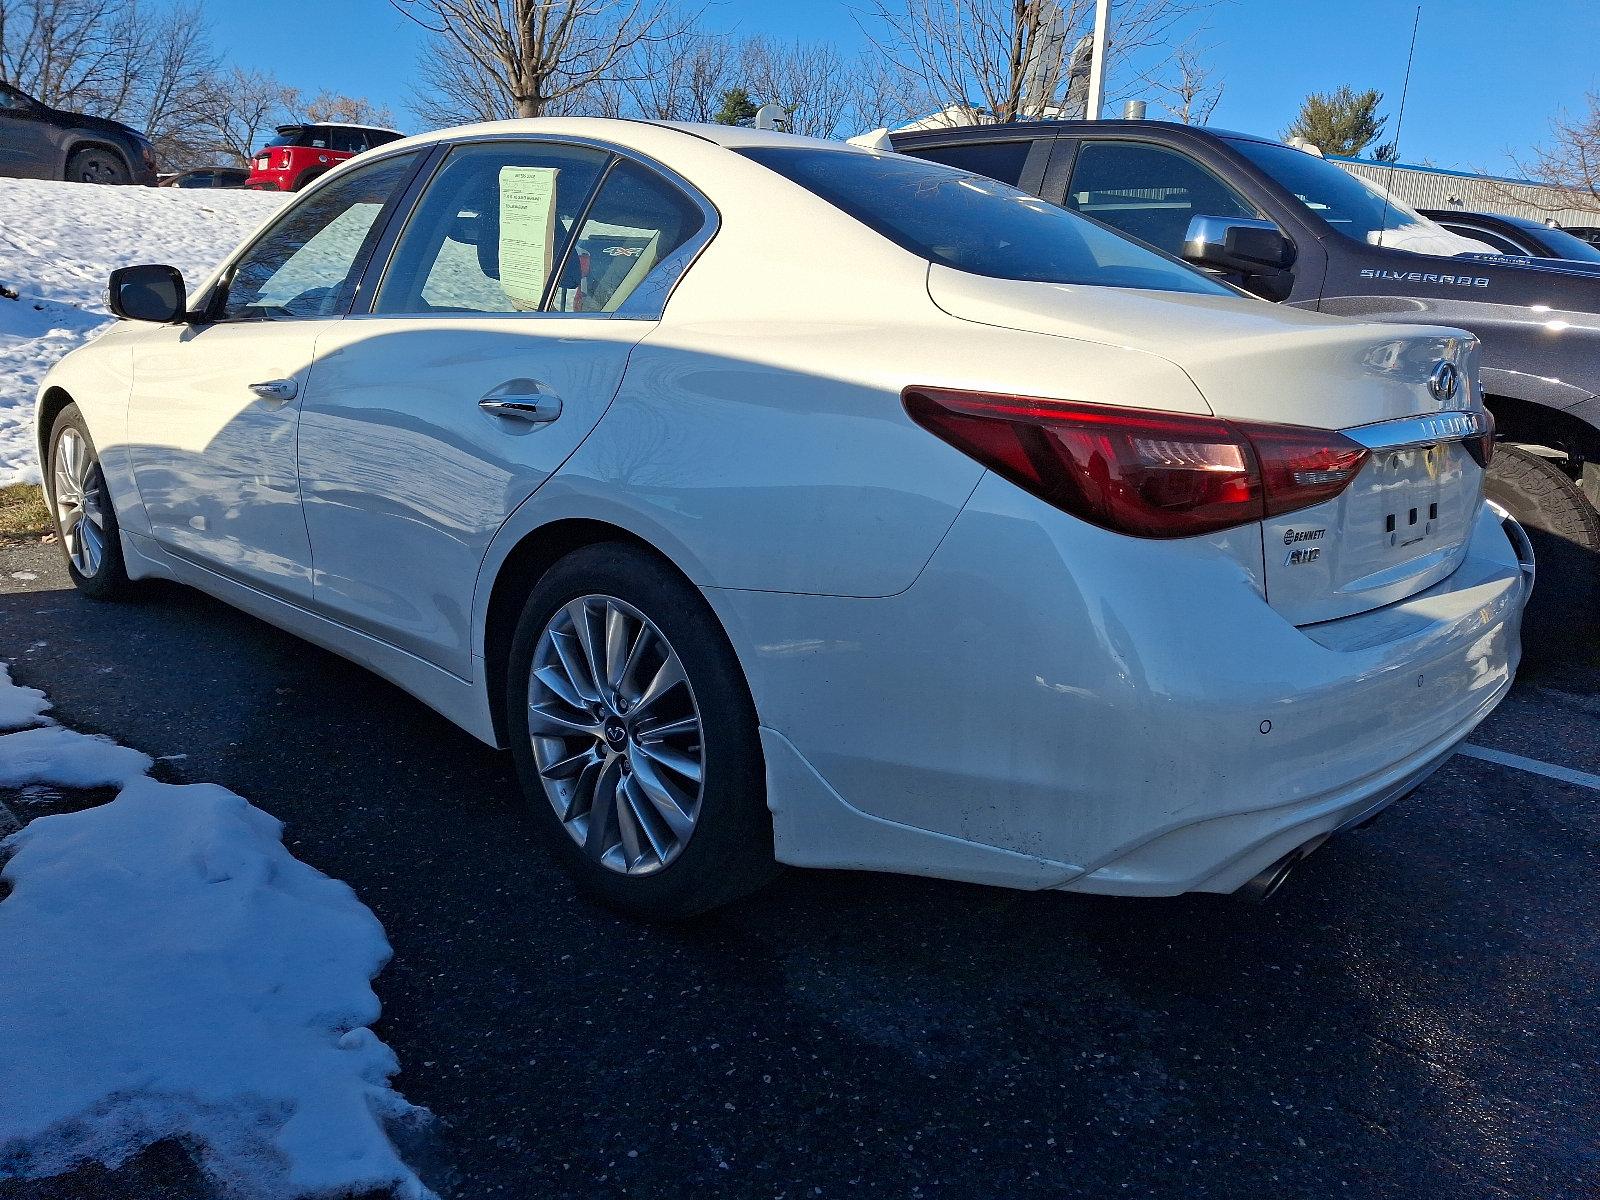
[517,310,1215,599]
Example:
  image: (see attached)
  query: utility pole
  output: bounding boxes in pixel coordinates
[1085,0,1110,120]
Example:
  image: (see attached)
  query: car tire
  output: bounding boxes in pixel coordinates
[506,543,777,919]
[65,147,130,185]
[292,168,329,192]
[1484,446,1600,663]
[48,404,132,599]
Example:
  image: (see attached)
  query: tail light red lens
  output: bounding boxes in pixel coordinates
[903,387,1370,539]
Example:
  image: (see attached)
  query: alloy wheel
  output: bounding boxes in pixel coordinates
[53,428,108,577]
[527,594,705,875]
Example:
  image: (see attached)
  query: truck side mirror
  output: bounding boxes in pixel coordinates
[1183,215,1296,300]
[107,264,187,323]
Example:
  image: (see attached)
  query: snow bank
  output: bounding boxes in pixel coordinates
[0,667,432,1198]
[0,179,287,485]
[0,662,50,730]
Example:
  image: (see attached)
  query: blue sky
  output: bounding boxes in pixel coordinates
[208,0,1597,176]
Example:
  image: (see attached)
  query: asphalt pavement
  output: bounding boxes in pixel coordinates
[1,537,1596,1200]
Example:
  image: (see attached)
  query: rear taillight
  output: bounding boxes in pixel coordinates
[1465,407,1495,468]
[903,387,1369,539]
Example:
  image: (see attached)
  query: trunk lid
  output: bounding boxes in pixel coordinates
[927,267,1488,624]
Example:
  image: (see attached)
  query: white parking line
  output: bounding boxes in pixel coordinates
[1457,743,1600,792]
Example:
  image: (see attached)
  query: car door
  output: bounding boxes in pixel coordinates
[298,139,712,678]
[125,150,424,601]
[0,85,60,179]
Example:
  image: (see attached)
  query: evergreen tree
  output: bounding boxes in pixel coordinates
[714,87,760,126]
[1284,87,1389,157]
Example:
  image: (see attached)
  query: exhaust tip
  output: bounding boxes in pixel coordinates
[1237,849,1303,904]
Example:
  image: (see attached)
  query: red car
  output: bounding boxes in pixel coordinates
[246,122,404,192]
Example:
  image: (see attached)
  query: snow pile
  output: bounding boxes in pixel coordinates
[0,666,432,1198]
[0,662,50,729]
[0,179,287,485]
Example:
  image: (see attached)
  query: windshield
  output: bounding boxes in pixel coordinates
[741,146,1233,296]
[1227,138,1494,255]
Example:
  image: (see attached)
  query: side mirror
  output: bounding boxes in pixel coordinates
[108,264,187,323]
[1183,216,1296,300]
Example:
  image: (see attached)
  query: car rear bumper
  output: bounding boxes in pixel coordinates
[709,480,1529,897]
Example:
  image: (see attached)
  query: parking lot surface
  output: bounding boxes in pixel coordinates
[1,539,1596,1200]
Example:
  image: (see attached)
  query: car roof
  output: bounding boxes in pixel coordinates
[888,119,1270,145]
[276,122,405,136]
[365,116,874,164]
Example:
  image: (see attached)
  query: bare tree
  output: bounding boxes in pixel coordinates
[736,36,859,139]
[124,5,216,166]
[1147,41,1221,125]
[1,0,218,168]
[190,68,298,165]
[619,24,730,121]
[861,0,1213,128]
[1509,91,1600,216]
[304,90,397,128]
[410,33,516,127]
[393,0,689,121]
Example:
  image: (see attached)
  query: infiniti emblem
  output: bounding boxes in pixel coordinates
[1428,361,1460,406]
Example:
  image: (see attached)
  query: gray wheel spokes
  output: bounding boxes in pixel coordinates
[627,752,698,841]
[633,653,686,718]
[54,430,102,576]
[527,593,704,876]
[79,518,104,574]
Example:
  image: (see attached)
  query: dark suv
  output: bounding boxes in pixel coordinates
[0,81,157,184]
[893,120,1600,630]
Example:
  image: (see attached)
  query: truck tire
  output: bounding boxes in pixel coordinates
[1484,446,1600,665]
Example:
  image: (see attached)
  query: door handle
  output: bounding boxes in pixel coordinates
[479,392,562,425]
[248,378,298,403]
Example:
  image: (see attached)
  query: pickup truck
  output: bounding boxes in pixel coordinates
[891,120,1600,637]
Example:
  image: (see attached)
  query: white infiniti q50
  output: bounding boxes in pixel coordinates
[35,119,1532,916]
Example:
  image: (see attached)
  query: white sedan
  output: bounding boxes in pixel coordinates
[36,119,1532,916]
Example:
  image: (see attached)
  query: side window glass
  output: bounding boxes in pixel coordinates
[1449,226,1525,255]
[374,141,609,314]
[551,160,705,314]
[330,128,364,154]
[218,151,420,321]
[904,140,1034,187]
[1066,141,1256,255]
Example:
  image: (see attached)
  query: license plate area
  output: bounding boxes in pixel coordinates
[1377,445,1446,551]
[1264,438,1477,626]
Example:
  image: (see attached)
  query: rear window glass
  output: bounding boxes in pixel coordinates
[741,146,1231,295]
[901,140,1034,187]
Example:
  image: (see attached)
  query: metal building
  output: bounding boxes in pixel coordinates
[1330,155,1599,228]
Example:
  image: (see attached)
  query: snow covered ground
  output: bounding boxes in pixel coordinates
[0,179,286,486]
[0,662,432,1198]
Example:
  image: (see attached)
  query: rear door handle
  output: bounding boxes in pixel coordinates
[248,378,298,403]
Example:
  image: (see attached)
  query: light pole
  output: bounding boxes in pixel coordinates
[1084,0,1110,120]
